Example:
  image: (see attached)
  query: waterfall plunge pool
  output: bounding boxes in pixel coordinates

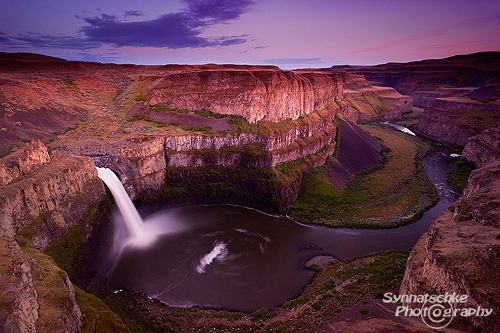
[103,145,457,312]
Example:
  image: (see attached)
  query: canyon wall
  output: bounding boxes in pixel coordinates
[330,71,412,122]
[330,52,500,107]
[400,125,500,331]
[73,106,338,203]
[0,237,83,333]
[417,98,500,146]
[0,141,105,333]
[0,141,105,250]
[140,70,342,123]
[462,124,500,168]
[342,86,412,121]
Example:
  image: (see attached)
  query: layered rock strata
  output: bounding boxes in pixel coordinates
[0,142,105,250]
[0,140,50,186]
[400,161,500,332]
[327,71,413,122]
[330,52,500,106]
[462,124,500,168]
[417,98,500,146]
[62,102,339,201]
[0,237,83,333]
[140,70,342,123]
[0,141,104,333]
[343,86,412,121]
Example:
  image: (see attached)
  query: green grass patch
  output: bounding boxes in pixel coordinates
[180,125,212,134]
[447,159,476,195]
[135,92,147,102]
[75,286,131,333]
[60,76,78,90]
[284,124,438,228]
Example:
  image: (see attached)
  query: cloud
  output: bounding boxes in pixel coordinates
[123,10,144,18]
[5,0,257,50]
[10,33,102,49]
[263,57,324,65]
[186,0,256,21]
[0,30,10,43]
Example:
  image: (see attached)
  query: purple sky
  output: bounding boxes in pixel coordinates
[0,0,499,68]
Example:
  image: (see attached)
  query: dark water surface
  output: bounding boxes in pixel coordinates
[107,145,456,312]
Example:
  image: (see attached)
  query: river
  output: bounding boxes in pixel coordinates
[106,140,457,312]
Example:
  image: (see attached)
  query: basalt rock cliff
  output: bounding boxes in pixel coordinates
[0,53,409,332]
[330,52,500,107]
[462,124,500,168]
[0,140,104,333]
[331,52,500,146]
[417,97,500,146]
[323,71,412,122]
[140,69,342,123]
[400,125,500,332]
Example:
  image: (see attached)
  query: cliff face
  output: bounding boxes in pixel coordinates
[330,72,412,121]
[73,106,338,201]
[400,160,500,332]
[141,70,342,123]
[0,237,39,333]
[331,52,500,107]
[0,141,105,250]
[0,140,105,333]
[462,124,500,168]
[0,140,50,186]
[417,98,500,146]
[343,86,412,121]
[0,237,83,333]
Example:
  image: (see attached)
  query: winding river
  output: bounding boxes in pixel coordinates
[106,139,457,312]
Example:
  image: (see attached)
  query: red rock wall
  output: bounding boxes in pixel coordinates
[417,98,500,146]
[400,161,500,331]
[462,124,500,167]
[142,70,342,123]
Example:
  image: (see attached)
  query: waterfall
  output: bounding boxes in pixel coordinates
[97,167,155,247]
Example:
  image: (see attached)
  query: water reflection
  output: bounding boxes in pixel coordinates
[106,145,455,312]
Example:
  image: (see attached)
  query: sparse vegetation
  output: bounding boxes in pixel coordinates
[135,92,147,102]
[284,124,439,228]
[60,76,78,89]
[96,250,409,333]
[447,158,476,195]
[180,125,213,134]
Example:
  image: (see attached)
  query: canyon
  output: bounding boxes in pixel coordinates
[400,125,500,331]
[331,52,500,146]
[0,51,499,332]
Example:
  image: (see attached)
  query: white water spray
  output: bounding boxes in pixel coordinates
[196,242,228,274]
[382,121,416,136]
[97,167,156,247]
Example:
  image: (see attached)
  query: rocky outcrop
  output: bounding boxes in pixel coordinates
[400,161,500,332]
[141,70,342,123]
[0,142,105,250]
[411,88,474,108]
[463,124,500,168]
[66,106,339,200]
[0,140,50,185]
[0,141,105,333]
[342,86,412,121]
[325,71,413,121]
[0,237,39,333]
[417,98,500,146]
[0,237,83,333]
